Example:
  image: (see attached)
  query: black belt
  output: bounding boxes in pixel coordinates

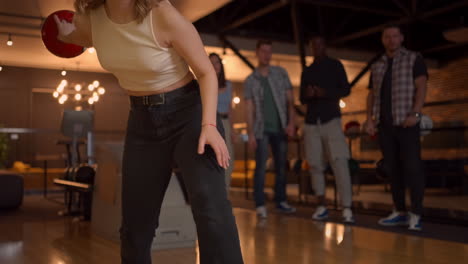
[130,80,198,107]
[218,113,229,119]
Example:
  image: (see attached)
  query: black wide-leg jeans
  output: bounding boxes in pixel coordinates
[120,81,243,264]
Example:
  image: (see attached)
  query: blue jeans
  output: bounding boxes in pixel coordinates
[254,132,287,207]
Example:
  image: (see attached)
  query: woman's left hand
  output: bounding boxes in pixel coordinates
[198,125,230,169]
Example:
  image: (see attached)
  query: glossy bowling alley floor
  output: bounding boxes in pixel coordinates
[1,196,467,264]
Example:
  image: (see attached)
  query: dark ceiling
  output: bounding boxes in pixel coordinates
[194,0,468,63]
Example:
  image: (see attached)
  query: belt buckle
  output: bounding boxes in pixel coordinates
[143,94,165,106]
[155,93,165,105]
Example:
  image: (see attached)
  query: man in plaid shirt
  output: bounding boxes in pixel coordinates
[365,25,428,231]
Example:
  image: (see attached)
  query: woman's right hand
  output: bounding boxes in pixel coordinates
[53,15,76,41]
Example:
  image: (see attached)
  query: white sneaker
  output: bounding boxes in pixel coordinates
[408,212,422,231]
[312,206,329,221]
[256,205,268,218]
[342,208,355,223]
[276,201,297,213]
[378,210,409,226]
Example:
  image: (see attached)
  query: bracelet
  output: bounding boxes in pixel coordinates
[202,123,217,128]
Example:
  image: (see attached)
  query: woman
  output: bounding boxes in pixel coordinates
[54,1,244,263]
[209,53,235,193]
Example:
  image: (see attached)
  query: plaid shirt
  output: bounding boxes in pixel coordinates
[370,48,419,126]
[244,66,292,139]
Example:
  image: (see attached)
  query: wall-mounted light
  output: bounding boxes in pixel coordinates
[6,34,13,46]
[339,99,346,109]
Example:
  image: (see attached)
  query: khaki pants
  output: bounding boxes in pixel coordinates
[304,118,352,207]
[221,118,234,192]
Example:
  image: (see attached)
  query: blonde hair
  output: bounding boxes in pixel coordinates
[74,0,161,23]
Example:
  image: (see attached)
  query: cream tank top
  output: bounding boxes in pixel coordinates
[89,5,190,91]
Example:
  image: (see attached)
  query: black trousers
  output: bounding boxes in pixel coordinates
[378,124,425,215]
[121,81,243,264]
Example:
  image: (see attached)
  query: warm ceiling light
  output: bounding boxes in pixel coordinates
[74,84,82,92]
[53,91,59,98]
[88,84,95,91]
[0,66,3,71]
[97,87,105,95]
[233,96,240,104]
[92,80,100,87]
[87,47,96,54]
[88,98,94,105]
[6,34,13,46]
[61,79,68,86]
[60,94,68,101]
[61,70,67,76]
[74,93,82,101]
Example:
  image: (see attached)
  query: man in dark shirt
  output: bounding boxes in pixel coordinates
[300,36,354,223]
[365,25,428,231]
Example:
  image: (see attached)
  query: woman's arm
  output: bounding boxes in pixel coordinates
[55,11,93,47]
[153,1,229,168]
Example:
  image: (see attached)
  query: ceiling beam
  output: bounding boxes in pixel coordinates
[330,12,357,39]
[222,0,290,32]
[422,42,468,54]
[418,18,462,28]
[331,17,412,45]
[331,0,468,45]
[419,0,468,19]
[391,0,411,16]
[0,22,41,31]
[0,12,43,21]
[291,0,307,69]
[0,31,40,38]
[219,35,255,70]
[296,0,401,17]
[411,0,418,14]
[349,52,383,88]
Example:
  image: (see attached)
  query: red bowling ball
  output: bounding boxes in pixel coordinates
[41,10,85,58]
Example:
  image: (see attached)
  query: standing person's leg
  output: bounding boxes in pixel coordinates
[221,117,234,193]
[322,118,353,221]
[269,132,296,213]
[253,134,270,210]
[120,108,174,264]
[304,124,328,220]
[378,125,408,226]
[397,125,424,230]
[174,103,243,264]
